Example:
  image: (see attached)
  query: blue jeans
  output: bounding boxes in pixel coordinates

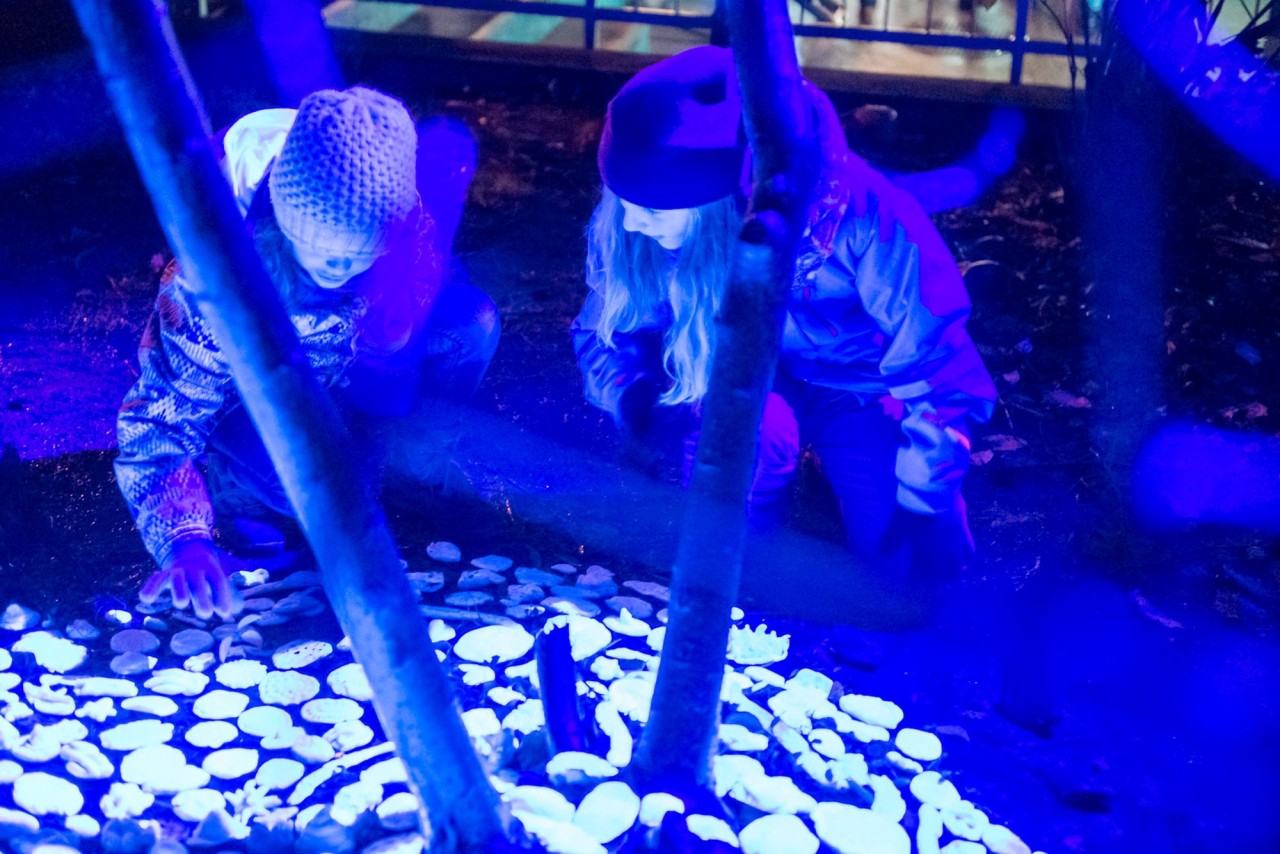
[681,369,903,562]
[205,283,500,520]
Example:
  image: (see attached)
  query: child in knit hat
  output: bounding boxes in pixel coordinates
[572,46,997,581]
[117,86,499,619]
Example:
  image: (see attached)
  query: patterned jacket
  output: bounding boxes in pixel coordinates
[115,110,364,566]
[573,85,997,515]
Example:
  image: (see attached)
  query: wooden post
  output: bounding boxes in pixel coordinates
[67,1,518,848]
[633,0,816,789]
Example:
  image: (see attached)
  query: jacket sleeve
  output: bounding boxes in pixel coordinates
[844,180,997,515]
[115,267,233,566]
[570,289,660,420]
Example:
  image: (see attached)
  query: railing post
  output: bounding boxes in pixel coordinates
[1011,0,1031,84]
[584,0,596,50]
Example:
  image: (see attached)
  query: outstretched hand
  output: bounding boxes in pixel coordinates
[140,540,243,620]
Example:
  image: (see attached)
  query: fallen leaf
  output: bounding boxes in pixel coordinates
[985,434,1028,452]
[1002,370,1021,385]
[1130,590,1183,629]
[970,450,995,466]
[1046,390,1091,409]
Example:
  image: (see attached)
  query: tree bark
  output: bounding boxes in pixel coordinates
[633,0,815,789]
[68,1,515,849]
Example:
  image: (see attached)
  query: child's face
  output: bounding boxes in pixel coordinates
[619,198,694,251]
[290,240,379,289]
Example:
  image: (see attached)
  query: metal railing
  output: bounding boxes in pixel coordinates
[344,0,1091,88]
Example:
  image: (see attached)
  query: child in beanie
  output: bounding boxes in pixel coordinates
[572,46,997,581]
[116,86,499,619]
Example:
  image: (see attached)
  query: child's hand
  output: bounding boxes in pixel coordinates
[141,540,243,620]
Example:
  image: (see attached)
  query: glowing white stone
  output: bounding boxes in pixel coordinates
[144,668,208,696]
[427,541,462,562]
[214,659,268,689]
[909,771,961,809]
[11,631,86,673]
[982,824,1032,854]
[193,689,251,720]
[272,640,333,670]
[686,814,738,846]
[61,740,114,779]
[203,748,260,780]
[894,728,942,762]
[727,624,789,666]
[573,781,639,844]
[740,814,819,854]
[453,624,535,664]
[602,608,651,638]
[621,580,669,601]
[869,774,907,823]
[120,695,179,717]
[505,785,574,823]
[324,720,374,752]
[109,629,160,654]
[172,788,227,822]
[120,745,210,794]
[638,792,685,828]
[186,721,239,749]
[301,698,364,724]
[326,663,373,701]
[545,751,618,785]
[13,771,84,815]
[292,735,336,764]
[838,694,904,730]
[170,628,215,656]
[237,705,293,737]
[517,813,607,854]
[543,615,612,661]
[811,803,910,854]
[941,801,990,841]
[377,792,422,832]
[458,664,495,685]
[720,724,768,752]
[99,719,174,751]
[100,782,153,820]
[258,671,320,706]
[256,757,306,791]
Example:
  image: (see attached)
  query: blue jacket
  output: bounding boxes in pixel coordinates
[573,89,996,515]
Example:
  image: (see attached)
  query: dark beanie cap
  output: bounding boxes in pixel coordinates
[599,46,748,211]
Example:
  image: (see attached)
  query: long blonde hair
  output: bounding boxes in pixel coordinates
[586,187,742,405]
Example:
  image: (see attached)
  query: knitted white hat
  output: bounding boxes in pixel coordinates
[269,86,418,257]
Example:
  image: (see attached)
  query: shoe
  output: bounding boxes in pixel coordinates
[219,515,287,557]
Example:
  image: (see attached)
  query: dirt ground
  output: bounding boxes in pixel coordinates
[2,10,1280,853]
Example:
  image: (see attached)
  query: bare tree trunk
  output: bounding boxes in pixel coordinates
[68,1,517,849]
[242,0,344,106]
[633,0,815,789]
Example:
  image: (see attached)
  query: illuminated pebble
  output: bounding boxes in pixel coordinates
[172,788,226,822]
[262,725,307,750]
[981,824,1031,854]
[100,719,174,751]
[720,724,769,752]
[886,750,923,774]
[185,721,239,749]
[169,629,214,657]
[65,813,100,837]
[488,686,526,707]
[731,607,745,621]
[62,741,114,780]
[120,745,208,795]
[428,620,456,643]
[458,569,506,590]
[13,771,84,816]
[291,735,336,764]
[727,624,790,666]
[301,698,364,724]
[202,747,259,780]
[377,791,421,831]
[426,541,462,562]
[572,781,639,844]
[544,615,612,661]
[604,596,652,619]
[120,696,179,717]
[255,757,305,791]
[602,609,651,638]
[237,705,293,737]
[607,676,654,724]
[325,721,374,752]
[687,815,738,846]
[0,760,21,782]
[407,572,445,594]
[144,668,209,696]
[360,757,408,786]
[76,697,116,723]
[1,603,41,631]
[215,659,269,689]
[506,604,544,620]
[184,652,216,672]
[546,751,618,784]
[501,699,545,735]
[740,814,820,854]
[809,729,846,759]
[109,629,160,654]
[458,664,496,686]
[621,580,669,602]
[638,792,684,828]
[327,663,373,701]
[453,625,535,664]
[744,666,785,689]
[589,657,623,682]
[22,682,75,715]
[811,803,910,854]
[65,620,100,641]
[12,631,87,673]
[99,782,153,820]
[461,708,501,739]
[445,591,494,608]
[909,771,962,809]
[505,785,574,823]
[645,626,665,653]
[515,567,563,586]
[941,801,991,841]
[895,728,942,762]
[470,554,514,572]
[541,596,599,618]
[847,720,891,744]
[0,808,39,834]
[192,690,251,720]
[110,652,156,675]
[869,774,906,822]
[504,583,544,604]
[271,640,333,671]
[258,671,320,706]
[838,694,904,730]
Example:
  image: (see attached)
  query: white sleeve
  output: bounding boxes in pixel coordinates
[219,107,297,215]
